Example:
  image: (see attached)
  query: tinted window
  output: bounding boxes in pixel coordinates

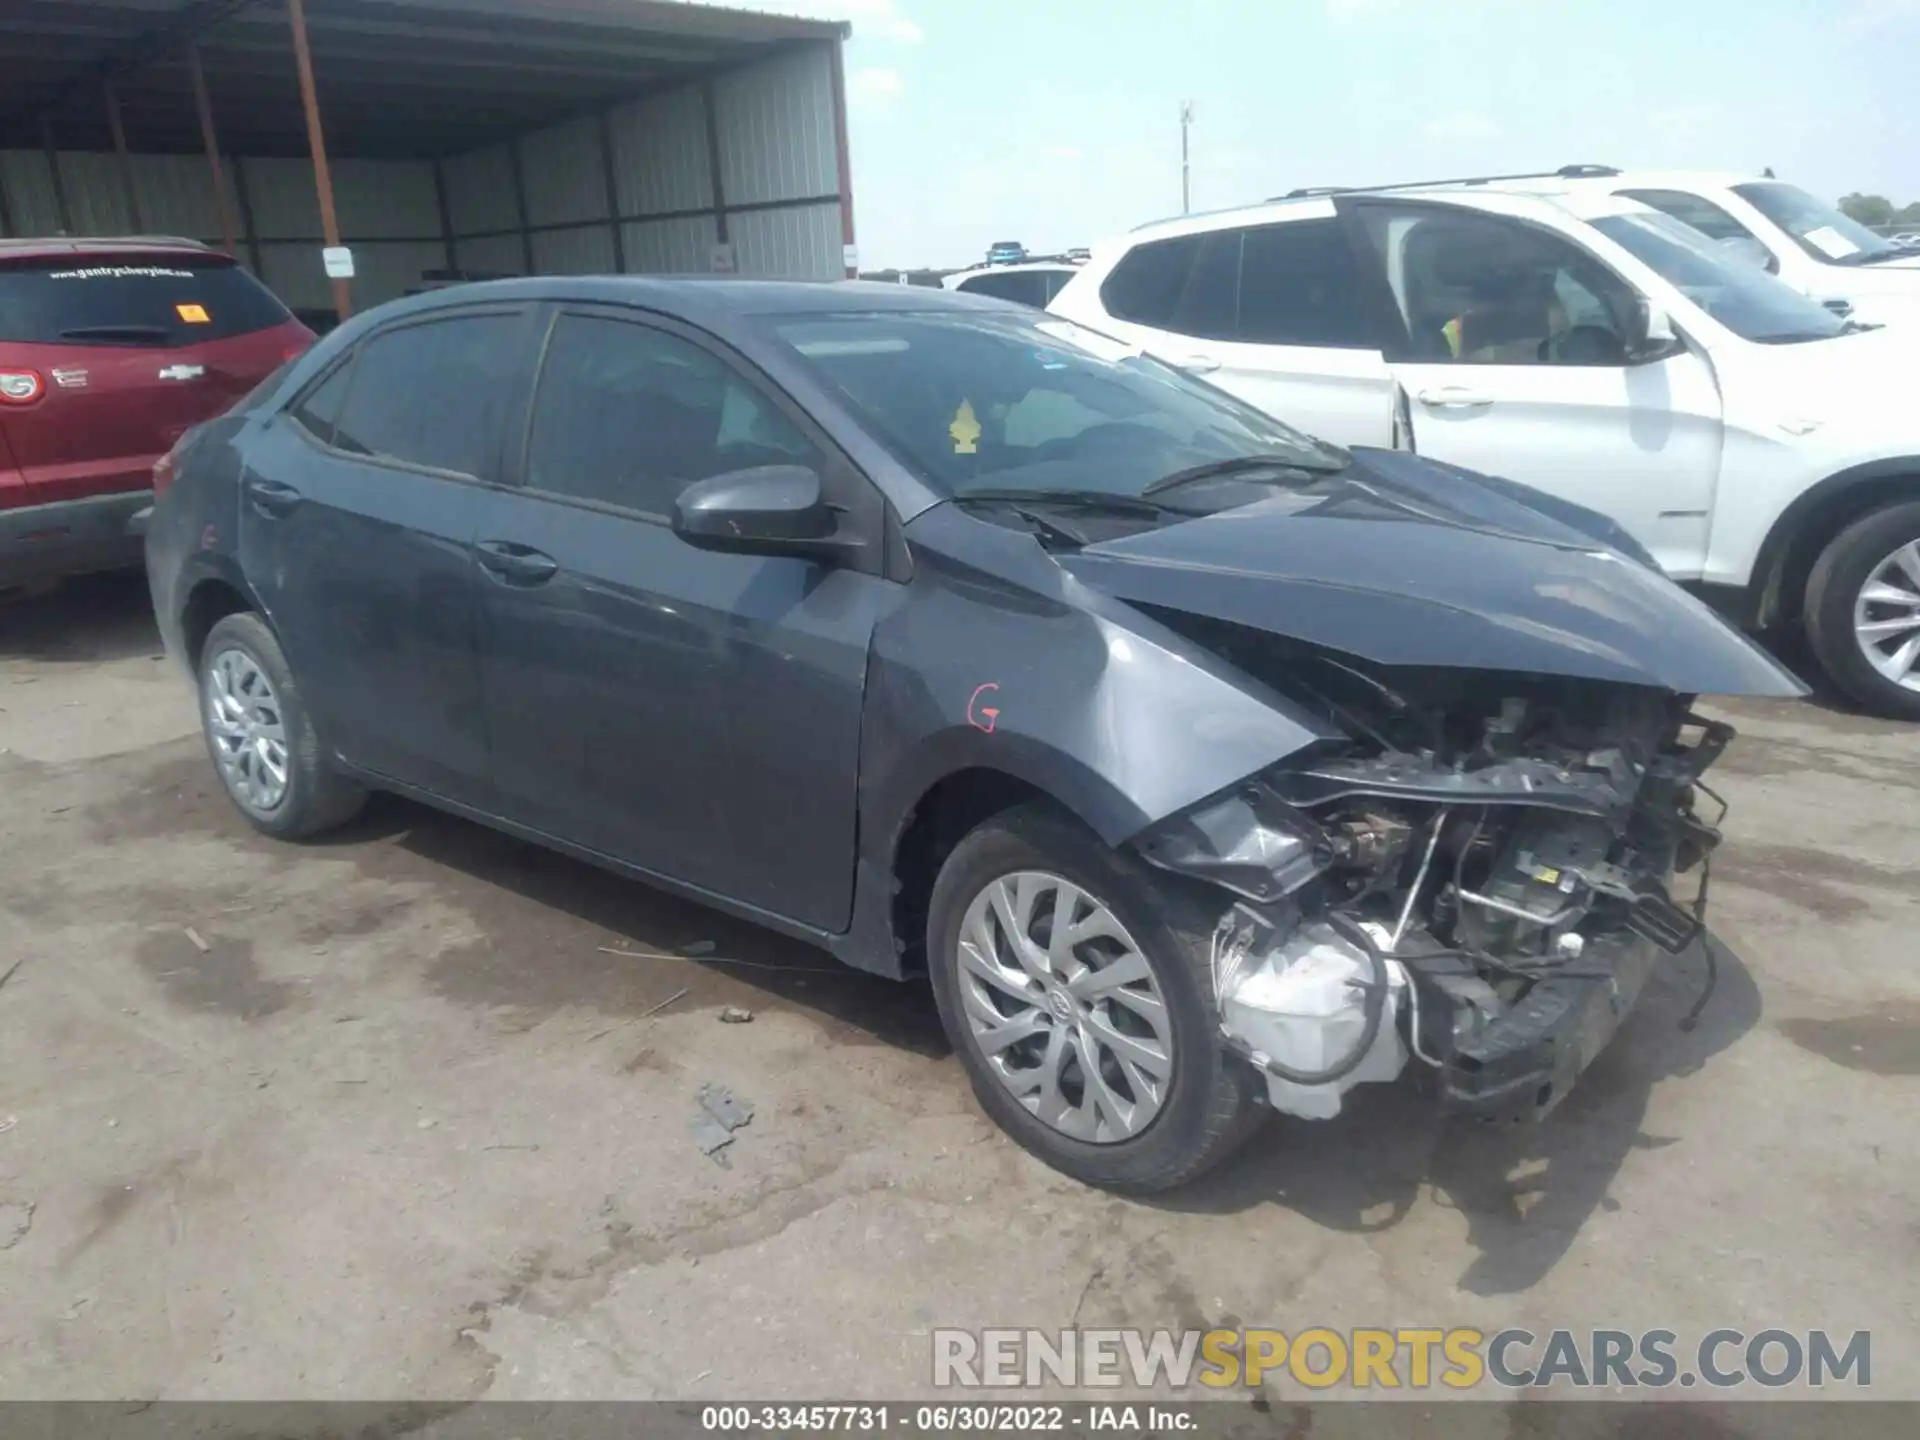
[332,313,522,478]
[1099,234,1200,328]
[0,256,292,345]
[1237,220,1374,347]
[1592,212,1844,344]
[1167,231,1240,340]
[1356,207,1638,365]
[289,362,351,444]
[526,313,817,516]
[957,271,1051,307]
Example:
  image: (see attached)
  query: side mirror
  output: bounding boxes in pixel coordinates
[1624,295,1679,361]
[671,465,848,559]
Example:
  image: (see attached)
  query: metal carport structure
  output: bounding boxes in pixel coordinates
[0,0,858,320]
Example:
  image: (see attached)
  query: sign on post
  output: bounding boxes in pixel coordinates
[322,246,355,280]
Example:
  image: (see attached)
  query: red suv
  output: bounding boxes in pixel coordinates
[1,237,312,590]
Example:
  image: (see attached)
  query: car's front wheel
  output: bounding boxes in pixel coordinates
[198,611,366,839]
[925,803,1262,1193]
[1804,501,1920,721]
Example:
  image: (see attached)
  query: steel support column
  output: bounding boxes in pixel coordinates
[103,80,144,231]
[186,42,240,256]
[701,78,729,261]
[827,39,857,278]
[596,109,628,273]
[286,0,351,322]
[41,116,71,234]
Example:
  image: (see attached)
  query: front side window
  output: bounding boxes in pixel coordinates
[289,362,351,445]
[1356,207,1639,366]
[1730,182,1902,266]
[331,313,524,478]
[770,309,1344,501]
[1591,212,1846,345]
[525,313,817,517]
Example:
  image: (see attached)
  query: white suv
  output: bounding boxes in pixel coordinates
[1527,167,1920,326]
[1049,178,1920,718]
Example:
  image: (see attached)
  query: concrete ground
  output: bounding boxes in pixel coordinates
[0,573,1915,1405]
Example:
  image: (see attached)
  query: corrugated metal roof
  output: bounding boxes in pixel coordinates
[0,0,848,159]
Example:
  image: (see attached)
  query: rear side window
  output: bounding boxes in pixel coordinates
[1099,235,1201,328]
[1099,220,1374,348]
[1237,221,1375,347]
[0,256,292,345]
[957,271,1051,307]
[331,313,523,479]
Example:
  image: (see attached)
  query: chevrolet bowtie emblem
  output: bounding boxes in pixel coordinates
[158,364,206,381]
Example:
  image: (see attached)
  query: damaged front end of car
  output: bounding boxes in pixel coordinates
[1133,636,1736,1125]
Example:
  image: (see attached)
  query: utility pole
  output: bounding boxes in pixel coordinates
[1180,100,1194,214]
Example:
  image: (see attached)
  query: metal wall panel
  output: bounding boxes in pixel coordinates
[0,150,64,236]
[606,85,712,218]
[332,159,442,240]
[622,215,714,274]
[260,238,449,312]
[54,152,137,235]
[452,232,528,277]
[519,117,609,228]
[530,225,616,275]
[128,154,224,239]
[714,44,839,207]
[443,143,519,237]
[240,157,321,239]
[729,201,840,279]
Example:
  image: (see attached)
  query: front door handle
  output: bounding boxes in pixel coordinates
[1415,385,1494,410]
[475,540,559,586]
[1173,352,1222,374]
[244,477,304,517]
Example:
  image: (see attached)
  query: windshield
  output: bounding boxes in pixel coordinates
[1591,213,1847,344]
[1730,182,1902,266]
[768,309,1345,502]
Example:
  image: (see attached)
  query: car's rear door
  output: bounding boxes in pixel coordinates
[238,305,536,807]
[473,305,889,931]
[1057,212,1398,447]
[0,252,310,507]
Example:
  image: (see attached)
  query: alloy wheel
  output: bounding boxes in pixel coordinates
[1853,540,1920,693]
[204,647,291,811]
[954,870,1174,1143]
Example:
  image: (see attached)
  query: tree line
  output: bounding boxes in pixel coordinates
[1838,193,1920,228]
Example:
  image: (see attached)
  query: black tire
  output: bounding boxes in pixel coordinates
[1804,500,1920,721]
[926,802,1263,1193]
[197,611,366,839]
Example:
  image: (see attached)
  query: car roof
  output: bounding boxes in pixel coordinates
[1117,183,1654,246]
[360,275,1022,333]
[0,235,220,264]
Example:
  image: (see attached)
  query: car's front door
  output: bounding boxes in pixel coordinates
[1346,200,1725,577]
[473,307,891,931]
[238,307,532,806]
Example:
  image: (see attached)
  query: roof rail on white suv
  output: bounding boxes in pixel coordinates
[1050,183,1920,719]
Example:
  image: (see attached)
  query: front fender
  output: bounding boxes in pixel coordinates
[858,508,1339,869]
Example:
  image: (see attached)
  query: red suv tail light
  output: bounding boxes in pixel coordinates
[0,370,45,405]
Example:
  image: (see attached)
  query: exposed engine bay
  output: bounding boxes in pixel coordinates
[1135,624,1732,1123]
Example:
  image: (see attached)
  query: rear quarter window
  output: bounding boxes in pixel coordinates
[0,256,293,346]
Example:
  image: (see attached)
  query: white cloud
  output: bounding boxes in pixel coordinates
[848,67,904,105]
[1421,112,1502,143]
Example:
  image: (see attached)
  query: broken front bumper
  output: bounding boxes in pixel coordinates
[1430,929,1661,1123]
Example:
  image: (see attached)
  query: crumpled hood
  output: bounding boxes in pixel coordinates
[1057,447,1808,696]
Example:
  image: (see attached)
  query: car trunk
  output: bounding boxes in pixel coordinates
[0,252,311,509]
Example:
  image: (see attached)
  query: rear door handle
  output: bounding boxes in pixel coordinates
[1415,385,1494,409]
[1173,353,1222,374]
[244,477,304,517]
[475,540,559,586]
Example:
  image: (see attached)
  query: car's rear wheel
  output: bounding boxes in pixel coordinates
[1804,501,1920,721]
[198,611,365,838]
[926,802,1262,1193]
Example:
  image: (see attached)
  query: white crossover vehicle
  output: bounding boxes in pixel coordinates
[1518,166,1920,326]
[1050,172,1920,717]
[942,259,1083,309]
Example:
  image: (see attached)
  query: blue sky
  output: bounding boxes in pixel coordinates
[736,0,1920,268]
